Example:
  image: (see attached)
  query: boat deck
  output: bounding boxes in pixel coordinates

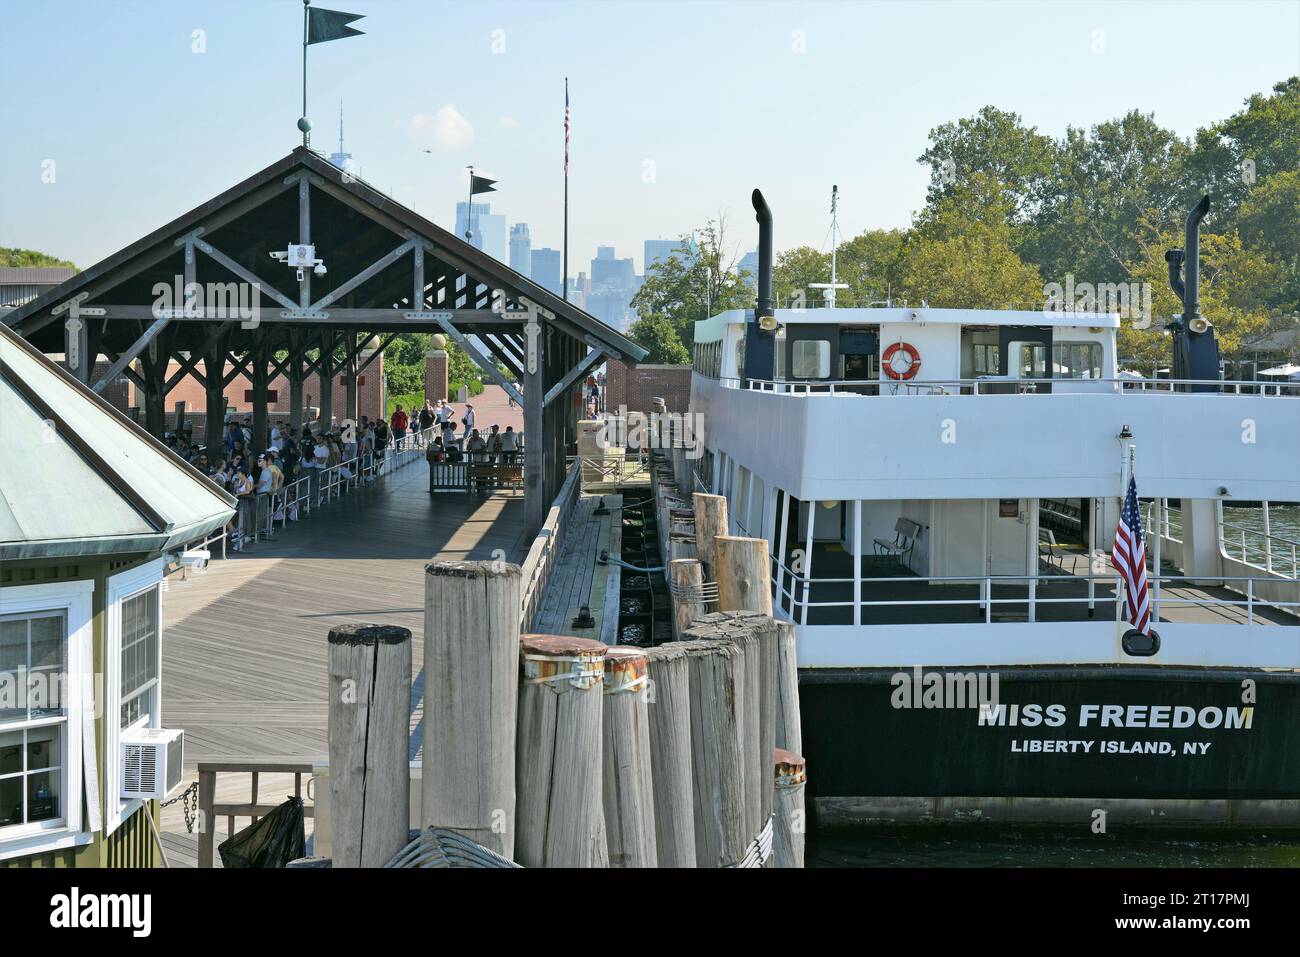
[782,544,1298,627]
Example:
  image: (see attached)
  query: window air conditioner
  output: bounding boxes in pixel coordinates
[121,728,185,801]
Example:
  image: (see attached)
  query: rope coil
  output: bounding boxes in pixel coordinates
[522,652,604,691]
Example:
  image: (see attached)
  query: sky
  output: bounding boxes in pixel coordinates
[1,0,1297,276]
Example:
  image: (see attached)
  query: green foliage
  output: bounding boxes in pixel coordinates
[630,221,752,360]
[0,248,76,268]
[627,313,690,364]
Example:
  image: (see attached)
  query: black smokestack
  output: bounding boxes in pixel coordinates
[1164,194,1218,390]
[752,189,774,320]
[743,189,777,381]
[1183,194,1210,322]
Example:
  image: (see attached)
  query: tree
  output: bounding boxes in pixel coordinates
[627,313,690,364]
[630,217,752,360]
[0,248,75,268]
[1124,217,1275,366]
[771,246,829,307]
[833,229,907,306]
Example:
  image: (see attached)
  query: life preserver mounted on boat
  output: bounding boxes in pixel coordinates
[882,341,921,380]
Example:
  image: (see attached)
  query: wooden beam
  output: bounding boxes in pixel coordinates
[91,317,169,393]
[193,238,299,311]
[310,238,415,310]
[432,313,524,407]
[478,334,523,382]
[544,347,605,408]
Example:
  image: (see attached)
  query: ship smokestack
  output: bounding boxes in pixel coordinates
[1164,194,1218,391]
[743,189,778,381]
[753,188,774,322]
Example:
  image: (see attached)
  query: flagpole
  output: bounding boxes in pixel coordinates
[466,166,475,241]
[563,77,569,302]
[301,0,310,147]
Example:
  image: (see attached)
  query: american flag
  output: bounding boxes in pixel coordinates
[564,79,570,176]
[1112,475,1151,634]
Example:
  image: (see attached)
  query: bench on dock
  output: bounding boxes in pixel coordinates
[468,463,524,494]
[429,462,469,492]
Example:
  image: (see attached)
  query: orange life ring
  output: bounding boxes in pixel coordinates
[882,341,921,380]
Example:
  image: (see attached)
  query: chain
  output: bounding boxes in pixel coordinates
[161,781,200,833]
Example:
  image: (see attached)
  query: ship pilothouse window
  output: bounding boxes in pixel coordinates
[972,344,999,375]
[1012,341,1048,378]
[1053,342,1103,379]
[791,339,831,379]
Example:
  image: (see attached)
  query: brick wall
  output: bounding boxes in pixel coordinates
[604,360,692,414]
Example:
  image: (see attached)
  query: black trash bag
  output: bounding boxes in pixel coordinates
[218,795,306,868]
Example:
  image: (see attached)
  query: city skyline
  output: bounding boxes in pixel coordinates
[3,2,1294,279]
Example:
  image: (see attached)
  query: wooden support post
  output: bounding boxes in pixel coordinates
[251,337,270,452]
[523,311,546,535]
[669,558,705,641]
[669,536,698,564]
[640,643,696,867]
[715,535,774,615]
[773,749,806,868]
[317,331,334,430]
[601,647,656,867]
[422,560,521,859]
[676,637,745,866]
[327,623,412,868]
[288,354,305,435]
[685,611,777,866]
[344,332,360,424]
[204,340,227,455]
[774,620,803,754]
[515,634,608,867]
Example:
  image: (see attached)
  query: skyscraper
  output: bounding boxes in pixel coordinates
[737,249,760,289]
[327,102,358,180]
[531,248,562,297]
[455,201,507,263]
[644,238,687,275]
[509,223,532,278]
[588,246,637,331]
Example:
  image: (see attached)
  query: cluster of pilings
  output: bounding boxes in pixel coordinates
[322,459,806,866]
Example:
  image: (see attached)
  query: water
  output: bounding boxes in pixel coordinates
[812,829,1300,867]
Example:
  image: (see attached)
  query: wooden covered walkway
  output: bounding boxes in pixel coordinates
[160,463,527,767]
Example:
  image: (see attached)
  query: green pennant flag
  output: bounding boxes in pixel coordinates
[307,7,365,45]
[470,175,497,196]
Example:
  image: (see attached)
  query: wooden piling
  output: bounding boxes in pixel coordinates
[774,620,803,754]
[692,494,728,592]
[640,643,696,867]
[422,559,522,858]
[602,647,657,867]
[773,748,806,868]
[515,634,609,867]
[327,623,412,868]
[685,611,778,864]
[715,534,774,616]
[669,558,705,640]
[677,637,746,867]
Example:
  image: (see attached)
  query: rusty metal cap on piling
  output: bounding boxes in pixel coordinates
[327,623,412,646]
[603,646,648,695]
[520,634,608,693]
[774,748,807,788]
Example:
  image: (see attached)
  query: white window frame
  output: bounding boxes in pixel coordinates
[0,579,92,862]
[104,558,165,836]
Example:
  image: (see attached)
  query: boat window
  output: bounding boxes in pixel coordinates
[1053,342,1103,379]
[791,339,831,379]
[1013,341,1048,378]
[973,344,999,375]
[735,338,746,379]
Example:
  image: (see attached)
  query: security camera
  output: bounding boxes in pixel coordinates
[313,262,327,277]
[269,250,288,261]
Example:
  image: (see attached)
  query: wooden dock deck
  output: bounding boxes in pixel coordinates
[157,462,527,864]
[532,494,622,645]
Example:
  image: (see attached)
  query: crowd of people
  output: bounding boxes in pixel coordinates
[165,395,526,550]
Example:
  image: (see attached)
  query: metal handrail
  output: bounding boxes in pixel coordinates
[718,375,1299,396]
[769,558,1300,626]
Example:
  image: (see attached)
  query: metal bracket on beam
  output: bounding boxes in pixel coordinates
[51,291,90,317]
[172,228,205,248]
[279,310,332,320]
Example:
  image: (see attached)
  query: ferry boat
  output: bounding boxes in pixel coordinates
[688,191,1300,826]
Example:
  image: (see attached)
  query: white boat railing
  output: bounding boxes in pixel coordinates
[1220,516,1300,578]
[720,375,1300,397]
[769,559,1300,627]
